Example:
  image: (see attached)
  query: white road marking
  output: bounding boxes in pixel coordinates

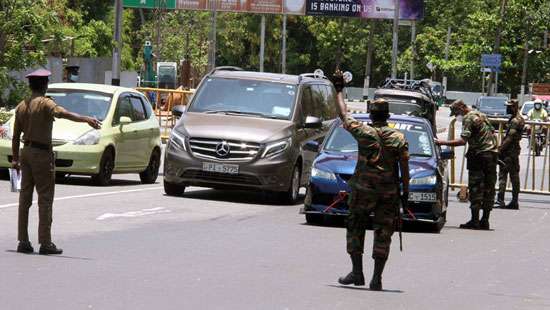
[0,187,162,209]
[96,207,171,220]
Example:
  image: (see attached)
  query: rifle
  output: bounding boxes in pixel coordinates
[397,194,405,252]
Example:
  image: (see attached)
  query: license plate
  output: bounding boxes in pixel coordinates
[409,192,437,202]
[202,162,239,175]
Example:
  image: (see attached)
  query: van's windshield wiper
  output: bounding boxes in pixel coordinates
[409,153,433,158]
[204,110,267,117]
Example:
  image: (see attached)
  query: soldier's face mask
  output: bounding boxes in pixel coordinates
[535,103,542,110]
[69,74,79,82]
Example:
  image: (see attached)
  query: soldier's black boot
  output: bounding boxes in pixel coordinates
[480,210,491,230]
[505,191,519,210]
[338,253,365,286]
[16,241,34,254]
[459,209,480,229]
[494,193,505,208]
[39,243,63,255]
[369,258,386,291]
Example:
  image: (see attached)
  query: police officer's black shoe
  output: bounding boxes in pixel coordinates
[459,220,480,229]
[338,271,365,286]
[369,278,382,291]
[479,219,490,230]
[369,258,386,291]
[39,243,63,255]
[16,241,34,254]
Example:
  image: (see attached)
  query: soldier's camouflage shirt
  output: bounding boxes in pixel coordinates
[461,110,498,155]
[343,116,409,190]
[501,114,525,156]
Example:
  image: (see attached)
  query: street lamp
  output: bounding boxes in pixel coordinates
[521,48,543,103]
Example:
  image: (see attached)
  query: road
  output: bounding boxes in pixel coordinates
[0,109,549,310]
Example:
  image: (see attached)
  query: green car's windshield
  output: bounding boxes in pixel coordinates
[188,77,297,120]
[47,90,112,121]
[325,121,434,157]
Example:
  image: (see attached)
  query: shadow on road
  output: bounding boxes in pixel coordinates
[177,188,305,207]
[327,284,404,294]
[5,250,93,260]
[57,176,144,187]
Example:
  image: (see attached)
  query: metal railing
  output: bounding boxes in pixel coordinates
[135,87,195,141]
[447,117,550,198]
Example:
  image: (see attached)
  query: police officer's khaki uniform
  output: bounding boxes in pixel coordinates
[13,95,66,244]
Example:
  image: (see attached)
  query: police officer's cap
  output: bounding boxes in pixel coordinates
[505,99,519,108]
[369,99,389,113]
[25,69,51,78]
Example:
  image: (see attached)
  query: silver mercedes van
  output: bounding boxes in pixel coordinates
[163,67,338,204]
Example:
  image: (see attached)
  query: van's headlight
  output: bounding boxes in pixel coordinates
[261,137,291,158]
[73,130,101,145]
[0,124,12,140]
[169,130,187,151]
[311,167,336,181]
[410,175,437,185]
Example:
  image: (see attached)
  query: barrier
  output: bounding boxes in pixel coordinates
[447,117,550,199]
[135,87,195,141]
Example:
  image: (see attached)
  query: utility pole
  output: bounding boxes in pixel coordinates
[363,20,375,100]
[260,15,266,72]
[520,40,529,104]
[391,0,400,79]
[544,30,548,49]
[410,20,416,80]
[487,0,507,95]
[111,0,123,86]
[281,14,287,74]
[442,26,451,96]
[208,0,217,71]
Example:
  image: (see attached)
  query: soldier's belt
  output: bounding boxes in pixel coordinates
[24,141,51,151]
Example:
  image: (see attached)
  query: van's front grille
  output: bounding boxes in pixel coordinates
[181,170,262,185]
[189,138,261,162]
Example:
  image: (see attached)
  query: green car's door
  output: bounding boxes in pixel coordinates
[112,94,141,169]
[129,95,153,168]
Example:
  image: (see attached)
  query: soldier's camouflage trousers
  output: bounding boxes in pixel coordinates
[467,151,497,211]
[498,153,520,196]
[346,188,398,260]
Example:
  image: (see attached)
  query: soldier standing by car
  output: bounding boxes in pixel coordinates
[436,100,498,230]
[12,69,101,255]
[495,99,524,210]
[332,70,410,291]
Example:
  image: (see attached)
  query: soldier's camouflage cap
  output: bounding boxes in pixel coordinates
[449,99,466,116]
[369,98,389,113]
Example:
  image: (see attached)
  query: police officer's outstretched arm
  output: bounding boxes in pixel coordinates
[332,69,348,121]
[57,109,101,129]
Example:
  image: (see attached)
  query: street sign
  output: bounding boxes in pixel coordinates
[481,53,501,68]
[123,0,176,9]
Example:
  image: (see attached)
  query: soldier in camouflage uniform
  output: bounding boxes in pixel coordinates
[332,71,410,291]
[495,99,524,210]
[436,100,498,230]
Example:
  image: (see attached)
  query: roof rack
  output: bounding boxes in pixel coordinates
[379,78,435,101]
[208,66,244,75]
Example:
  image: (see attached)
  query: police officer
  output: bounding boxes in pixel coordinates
[332,71,410,290]
[12,69,101,255]
[495,99,524,209]
[436,100,498,230]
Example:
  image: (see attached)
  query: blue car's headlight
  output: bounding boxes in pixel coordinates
[311,167,336,181]
[410,175,437,185]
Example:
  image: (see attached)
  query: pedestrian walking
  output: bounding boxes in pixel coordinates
[332,70,410,290]
[495,99,524,209]
[12,69,101,255]
[436,100,498,230]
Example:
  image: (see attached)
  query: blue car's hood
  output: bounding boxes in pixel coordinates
[314,151,437,178]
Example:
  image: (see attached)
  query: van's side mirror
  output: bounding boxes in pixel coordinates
[172,105,186,117]
[441,148,454,160]
[304,140,320,152]
[304,116,322,129]
[119,116,132,125]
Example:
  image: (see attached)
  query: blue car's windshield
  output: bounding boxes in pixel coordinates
[325,121,433,157]
[188,77,297,120]
[480,98,506,110]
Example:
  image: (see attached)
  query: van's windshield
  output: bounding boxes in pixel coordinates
[188,77,297,120]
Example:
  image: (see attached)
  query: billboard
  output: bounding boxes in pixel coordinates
[306,0,424,20]
[124,0,306,14]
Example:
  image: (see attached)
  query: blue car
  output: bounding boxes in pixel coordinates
[300,114,453,232]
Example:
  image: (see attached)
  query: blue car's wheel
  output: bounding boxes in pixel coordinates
[305,213,323,224]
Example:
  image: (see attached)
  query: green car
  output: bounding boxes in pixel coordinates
[0,83,162,185]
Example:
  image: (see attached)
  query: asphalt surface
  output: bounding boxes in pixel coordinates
[1,108,549,310]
